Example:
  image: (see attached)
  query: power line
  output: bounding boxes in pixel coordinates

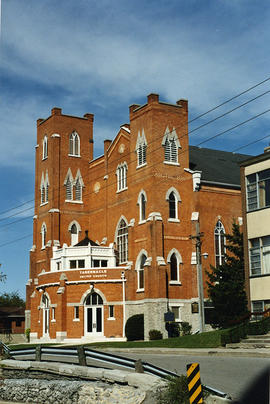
[0,75,269,218]
[1,104,270,228]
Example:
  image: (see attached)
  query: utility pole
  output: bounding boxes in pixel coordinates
[190,214,205,333]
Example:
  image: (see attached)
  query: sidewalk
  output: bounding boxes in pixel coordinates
[57,344,270,358]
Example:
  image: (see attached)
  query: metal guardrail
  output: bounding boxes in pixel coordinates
[0,343,228,398]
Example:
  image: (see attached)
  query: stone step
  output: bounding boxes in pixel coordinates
[247,334,270,340]
[226,342,270,349]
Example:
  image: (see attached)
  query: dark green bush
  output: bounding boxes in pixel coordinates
[125,314,144,341]
[149,329,163,340]
[220,323,248,346]
[180,322,192,336]
[248,317,270,335]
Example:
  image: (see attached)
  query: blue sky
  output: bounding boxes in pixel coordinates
[1,0,270,299]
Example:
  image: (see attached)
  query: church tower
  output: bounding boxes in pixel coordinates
[25,108,94,328]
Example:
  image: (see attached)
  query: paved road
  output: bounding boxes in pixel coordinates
[113,352,269,401]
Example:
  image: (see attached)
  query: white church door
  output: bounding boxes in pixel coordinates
[84,292,104,337]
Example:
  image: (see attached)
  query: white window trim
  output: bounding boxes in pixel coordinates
[215,220,226,267]
[135,129,147,168]
[162,126,181,164]
[169,303,184,322]
[135,250,147,292]
[167,249,182,284]
[115,216,129,264]
[166,187,181,221]
[42,136,48,160]
[41,222,47,249]
[69,131,80,157]
[137,190,147,224]
[116,162,128,193]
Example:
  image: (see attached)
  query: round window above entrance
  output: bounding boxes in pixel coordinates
[84,292,103,306]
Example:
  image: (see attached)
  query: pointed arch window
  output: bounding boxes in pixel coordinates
[169,192,176,218]
[137,190,147,223]
[166,188,181,221]
[215,220,226,266]
[116,218,128,264]
[137,253,146,291]
[116,162,128,192]
[75,178,82,201]
[167,249,182,284]
[64,169,84,203]
[42,136,48,159]
[70,223,79,246]
[40,171,49,205]
[41,223,47,249]
[136,129,147,168]
[69,131,80,156]
[162,127,180,164]
[66,176,73,200]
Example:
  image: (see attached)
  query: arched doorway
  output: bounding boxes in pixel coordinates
[84,292,103,337]
[42,294,50,337]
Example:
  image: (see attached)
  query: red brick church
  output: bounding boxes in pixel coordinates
[25,94,247,342]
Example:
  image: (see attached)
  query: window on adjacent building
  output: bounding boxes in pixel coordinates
[162,127,180,164]
[116,162,128,192]
[214,221,225,267]
[42,136,48,159]
[116,218,128,264]
[249,236,270,276]
[136,129,147,168]
[41,223,47,249]
[69,131,80,156]
[246,169,270,211]
[137,253,146,291]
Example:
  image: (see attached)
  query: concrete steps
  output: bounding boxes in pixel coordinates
[226,333,270,349]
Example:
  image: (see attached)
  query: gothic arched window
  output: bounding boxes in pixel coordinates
[215,220,226,266]
[116,218,128,264]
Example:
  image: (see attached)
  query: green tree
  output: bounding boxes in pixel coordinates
[0,291,25,308]
[206,222,248,328]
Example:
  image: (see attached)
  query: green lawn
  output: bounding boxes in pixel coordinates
[8,329,227,350]
[86,329,225,349]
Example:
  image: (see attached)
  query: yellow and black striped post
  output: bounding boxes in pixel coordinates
[186,363,203,404]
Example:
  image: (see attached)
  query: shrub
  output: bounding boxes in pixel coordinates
[156,375,190,404]
[180,322,192,336]
[125,314,144,341]
[25,328,30,343]
[149,329,163,340]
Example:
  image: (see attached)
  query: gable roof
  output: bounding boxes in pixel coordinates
[75,230,99,247]
[189,146,251,187]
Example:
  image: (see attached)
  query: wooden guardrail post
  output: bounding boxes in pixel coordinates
[35,345,42,362]
[77,345,86,366]
[135,359,144,373]
[186,363,203,404]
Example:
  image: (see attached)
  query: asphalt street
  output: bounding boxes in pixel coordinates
[112,352,269,401]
